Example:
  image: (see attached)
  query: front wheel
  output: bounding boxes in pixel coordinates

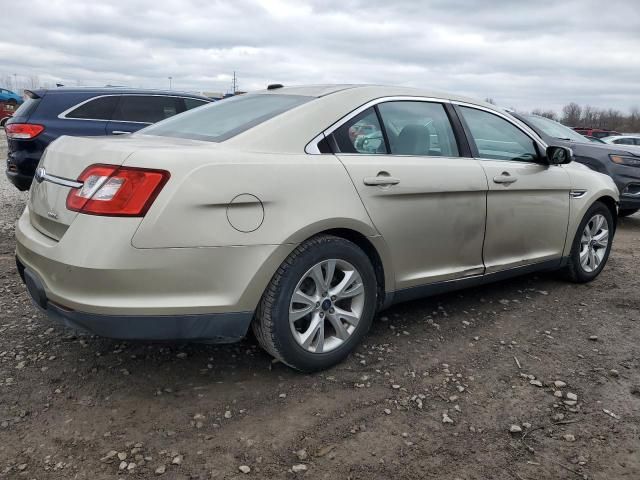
[253,235,377,372]
[564,202,614,283]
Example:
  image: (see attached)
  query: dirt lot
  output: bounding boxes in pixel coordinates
[0,131,639,480]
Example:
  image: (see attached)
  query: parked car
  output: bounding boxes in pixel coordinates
[15,85,618,372]
[0,88,23,105]
[601,135,640,146]
[5,88,212,190]
[573,127,621,139]
[0,101,17,127]
[511,112,640,217]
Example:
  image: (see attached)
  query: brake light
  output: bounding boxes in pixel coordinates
[5,123,45,139]
[66,164,170,216]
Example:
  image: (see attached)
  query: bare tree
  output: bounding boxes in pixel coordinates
[561,102,582,126]
[531,108,558,120]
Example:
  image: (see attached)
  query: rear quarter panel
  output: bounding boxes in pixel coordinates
[129,146,379,249]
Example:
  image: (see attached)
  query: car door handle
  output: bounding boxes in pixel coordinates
[111,130,131,135]
[363,175,400,186]
[493,172,517,185]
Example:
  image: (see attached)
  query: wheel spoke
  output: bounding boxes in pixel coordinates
[299,313,323,350]
[326,313,349,340]
[593,230,609,249]
[333,306,360,327]
[588,246,597,269]
[330,270,363,299]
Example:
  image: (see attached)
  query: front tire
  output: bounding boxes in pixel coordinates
[253,235,377,372]
[564,201,613,283]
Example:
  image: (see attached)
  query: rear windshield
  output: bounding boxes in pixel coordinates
[12,97,41,120]
[139,94,311,142]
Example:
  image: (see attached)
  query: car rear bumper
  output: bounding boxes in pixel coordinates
[17,258,253,341]
[15,206,293,341]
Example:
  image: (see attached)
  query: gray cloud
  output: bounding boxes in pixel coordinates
[1,0,639,112]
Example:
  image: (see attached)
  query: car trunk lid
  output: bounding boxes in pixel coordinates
[28,134,189,241]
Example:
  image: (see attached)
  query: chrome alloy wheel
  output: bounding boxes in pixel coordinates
[289,259,366,353]
[579,213,609,273]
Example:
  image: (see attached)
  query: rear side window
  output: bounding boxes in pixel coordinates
[183,98,209,111]
[459,107,539,162]
[65,96,120,120]
[141,94,311,142]
[378,101,459,156]
[112,95,180,123]
[331,108,387,154]
[12,97,41,119]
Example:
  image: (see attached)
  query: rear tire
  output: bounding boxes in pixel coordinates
[253,235,377,372]
[618,208,638,218]
[564,201,613,283]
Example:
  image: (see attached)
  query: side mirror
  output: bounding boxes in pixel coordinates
[546,145,573,165]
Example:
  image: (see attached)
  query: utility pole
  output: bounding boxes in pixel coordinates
[13,73,17,91]
[232,71,237,94]
[168,76,173,89]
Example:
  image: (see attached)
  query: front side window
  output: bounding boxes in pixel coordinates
[141,94,311,142]
[65,95,120,120]
[378,101,459,156]
[331,107,387,154]
[460,107,539,162]
[112,95,180,123]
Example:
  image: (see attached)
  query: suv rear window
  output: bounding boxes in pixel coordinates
[65,96,119,120]
[141,94,311,142]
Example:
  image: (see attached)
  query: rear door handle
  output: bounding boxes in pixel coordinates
[363,174,400,186]
[493,172,517,185]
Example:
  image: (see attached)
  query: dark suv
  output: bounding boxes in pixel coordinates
[512,112,640,217]
[5,88,211,190]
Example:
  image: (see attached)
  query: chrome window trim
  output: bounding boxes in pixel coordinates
[305,96,452,155]
[57,94,211,124]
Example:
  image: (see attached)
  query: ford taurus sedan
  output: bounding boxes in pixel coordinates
[15,85,619,371]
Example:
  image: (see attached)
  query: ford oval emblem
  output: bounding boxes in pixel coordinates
[35,167,46,183]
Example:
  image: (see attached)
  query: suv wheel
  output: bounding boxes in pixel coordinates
[253,235,377,372]
[564,202,613,283]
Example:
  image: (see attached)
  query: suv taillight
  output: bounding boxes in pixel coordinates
[66,164,170,217]
[5,123,45,139]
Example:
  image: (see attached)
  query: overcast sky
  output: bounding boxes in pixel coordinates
[1,0,639,112]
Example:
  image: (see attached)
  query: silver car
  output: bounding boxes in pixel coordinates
[15,85,619,371]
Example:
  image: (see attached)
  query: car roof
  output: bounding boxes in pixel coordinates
[31,87,211,100]
[254,84,496,107]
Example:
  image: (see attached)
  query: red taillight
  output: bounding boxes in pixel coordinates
[66,164,170,217]
[5,123,45,139]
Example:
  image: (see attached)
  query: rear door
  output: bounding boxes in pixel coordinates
[106,95,182,135]
[333,100,487,291]
[455,105,571,273]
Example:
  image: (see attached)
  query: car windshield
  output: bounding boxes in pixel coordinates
[140,93,311,142]
[523,114,589,143]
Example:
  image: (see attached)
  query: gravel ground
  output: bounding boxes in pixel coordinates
[0,129,639,479]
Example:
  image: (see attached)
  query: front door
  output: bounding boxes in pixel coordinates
[331,100,488,291]
[456,105,571,273]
